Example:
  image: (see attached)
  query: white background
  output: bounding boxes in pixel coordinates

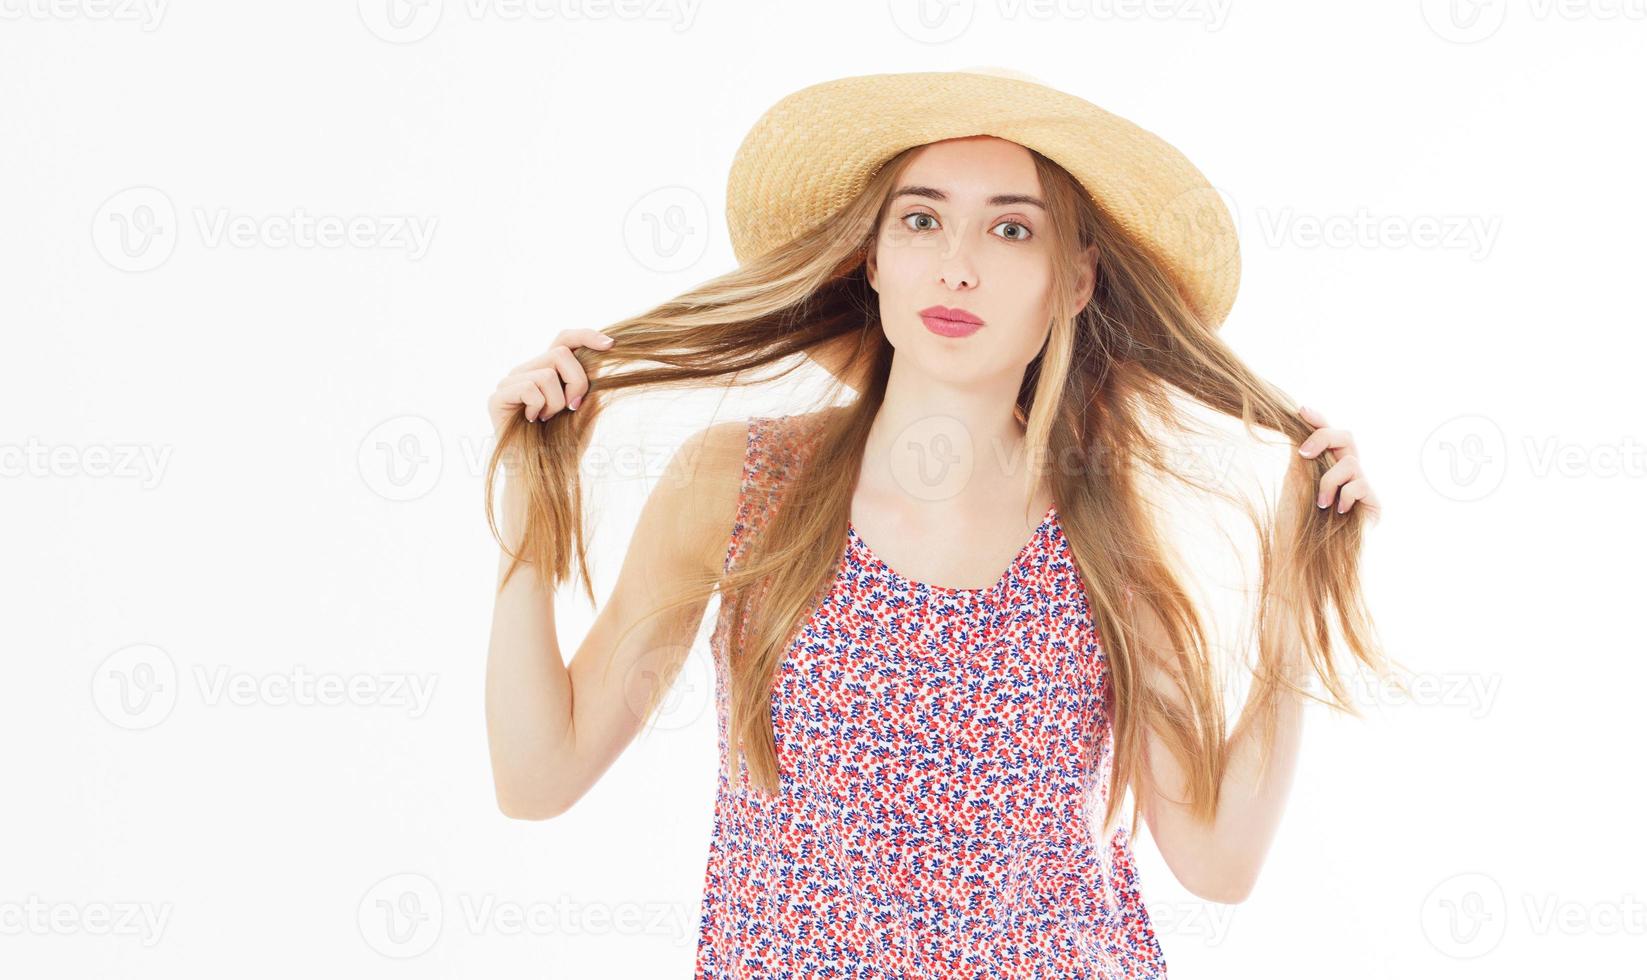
[3,1,1644,977]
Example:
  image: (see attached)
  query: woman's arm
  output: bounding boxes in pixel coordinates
[1130,595,1311,904]
[1133,407,1376,902]
[485,419,746,819]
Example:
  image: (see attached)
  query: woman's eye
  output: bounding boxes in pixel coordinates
[993,220,1032,242]
[898,213,1031,241]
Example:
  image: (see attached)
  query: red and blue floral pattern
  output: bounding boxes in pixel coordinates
[695,415,1168,978]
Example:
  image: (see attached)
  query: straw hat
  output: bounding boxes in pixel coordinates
[725,66,1241,369]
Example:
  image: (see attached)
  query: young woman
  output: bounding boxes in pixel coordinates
[483,68,1393,978]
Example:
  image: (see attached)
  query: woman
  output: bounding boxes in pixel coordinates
[483,68,1394,977]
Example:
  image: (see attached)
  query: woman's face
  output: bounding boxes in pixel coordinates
[866,136,1086,385]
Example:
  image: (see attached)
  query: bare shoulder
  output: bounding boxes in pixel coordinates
[649,408,843,579]
[650,416,754,582]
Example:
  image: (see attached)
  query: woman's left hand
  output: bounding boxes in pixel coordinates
[1296,405,1381,527]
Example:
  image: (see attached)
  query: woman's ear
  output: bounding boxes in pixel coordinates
[1055,243,1100,321]
[1071,242,1099,315]
[865,248,878,293]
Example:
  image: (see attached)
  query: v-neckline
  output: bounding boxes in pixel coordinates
[845,504,1059,598]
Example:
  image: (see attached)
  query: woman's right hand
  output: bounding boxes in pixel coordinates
[488,329,615,435]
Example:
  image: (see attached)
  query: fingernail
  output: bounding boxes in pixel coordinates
[569,395,582,411]
[598,335,614,345]
[1298,446,1313,457]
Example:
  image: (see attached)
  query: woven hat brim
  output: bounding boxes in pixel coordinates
[725,71,1240,330]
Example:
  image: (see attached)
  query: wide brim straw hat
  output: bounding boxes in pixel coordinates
[725,66,1241,373]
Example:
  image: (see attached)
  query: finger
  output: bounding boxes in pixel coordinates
[1317,455,1360,508]
[519,364,573,420]
[527,370,567,422]
[509,331,615,376]
[1297,404,1329,428]
[1299,426,1357,460]
[510,344,568,378]
[565,327,617,351]
[498,367,568,423]
[547,346,590,410]
[1336,476,1371,514]
[511,378,546,423]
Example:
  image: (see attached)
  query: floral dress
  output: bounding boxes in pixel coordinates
[694,414,1168,979]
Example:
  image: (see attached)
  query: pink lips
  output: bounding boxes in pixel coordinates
[919,305,984,338]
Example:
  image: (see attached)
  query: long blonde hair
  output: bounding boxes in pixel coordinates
[486,143,1405,841]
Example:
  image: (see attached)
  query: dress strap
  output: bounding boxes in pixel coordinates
[720,415,796,575]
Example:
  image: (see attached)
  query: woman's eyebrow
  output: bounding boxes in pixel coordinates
[892,185,1047,210]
